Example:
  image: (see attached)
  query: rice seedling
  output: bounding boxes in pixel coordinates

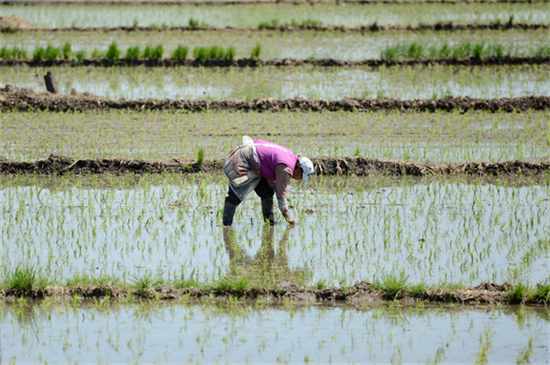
[142,44,163,59]
[0,45,27,60]
[171,45,188,60]
[188,17,200,26]
[62,42,72,59]
[250,44,262,58]
[105,42,121,62]
[125,46,140,61]
[197,147,205,165]
[44,44,61,61]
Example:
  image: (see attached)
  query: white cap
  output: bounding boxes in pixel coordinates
[298,157,314,184]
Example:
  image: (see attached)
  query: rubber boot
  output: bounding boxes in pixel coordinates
[222,201,238,226]
[261,197,276,226]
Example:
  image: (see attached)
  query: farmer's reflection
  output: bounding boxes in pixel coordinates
[222,225,302,283]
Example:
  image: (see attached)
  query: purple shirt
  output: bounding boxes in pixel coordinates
[254,140,298,181]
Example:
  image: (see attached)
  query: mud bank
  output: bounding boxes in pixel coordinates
[1,0,545,5]
[1,85,548,113]
[1,56,547,68]
[1,280,547,305]
[1,153,548,177]
[3,21,547,33]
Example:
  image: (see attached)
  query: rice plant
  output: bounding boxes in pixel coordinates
[142,44,163,59]
[188,17,199,26]
[45,45,61,61]
[62,42,72,59]
[172,45,188,60]
[105,42,121,62]
[0,46,27,60]
[197,147,205,164]
[250,44,262,58]
[33,46,47,60]
[125,46,140,61]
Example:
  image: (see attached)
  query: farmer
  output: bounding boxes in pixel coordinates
[222,136,314,226]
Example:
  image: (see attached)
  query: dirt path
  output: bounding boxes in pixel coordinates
[1,153,548,177]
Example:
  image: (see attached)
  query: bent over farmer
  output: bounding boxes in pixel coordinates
[222,136,314,226]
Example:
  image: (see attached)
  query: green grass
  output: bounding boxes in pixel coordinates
[214,276,249,295]
[373,271,409,298]
[2,266,50,291]
[507,283,529,304]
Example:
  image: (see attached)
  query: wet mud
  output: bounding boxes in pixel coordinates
[1,0,545,5]
[3,18,547,33]
[0,280,546,305]
[1,85,548,113]
[1,56,547,68]
[1,153,548,177]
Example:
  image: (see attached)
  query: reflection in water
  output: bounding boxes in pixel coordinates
[223,225,306,286]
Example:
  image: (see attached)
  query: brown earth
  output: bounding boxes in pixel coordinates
[1,153,548,177]
[1,0,546,5]
[0,14,42,31]
[1,85,548,113]
[1,280,546,305]
[1,56,548,68]
[3,21,547,33]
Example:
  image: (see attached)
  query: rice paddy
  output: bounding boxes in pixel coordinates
[4,2,548,28]
[2,64,549,100]
[1,301,548,363]
[2,28,548,61]
[1,0,549,362]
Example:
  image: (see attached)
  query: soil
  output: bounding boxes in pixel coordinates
[0,14,42,31]
[1,153,548,177]
[1,56,547,68]
[3,22,547,33]
[0,0,545,5]
[1,85,548,113]
[1,280,545,305]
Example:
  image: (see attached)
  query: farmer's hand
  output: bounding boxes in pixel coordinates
[287,217,296,226]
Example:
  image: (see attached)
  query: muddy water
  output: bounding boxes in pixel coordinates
[1,181,548,286]
[1,66,548,100]
[0,302,548,363]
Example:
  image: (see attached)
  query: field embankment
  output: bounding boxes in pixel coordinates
[1,280,548,305]
[1,85,548,113]
[2,0,548,5]
[3,22,548,33]
[1,56,547,68]
[1,153,548,176]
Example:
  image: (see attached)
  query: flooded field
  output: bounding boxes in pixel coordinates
[3,28,547,61]
[1,301,548,363]
[1,110,548,163]
[2,64,549,101]
[1,175,548,287]
[4,2,548,28]
[1,0,549,362]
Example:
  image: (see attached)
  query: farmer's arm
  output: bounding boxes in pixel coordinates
[274,164,295,225]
